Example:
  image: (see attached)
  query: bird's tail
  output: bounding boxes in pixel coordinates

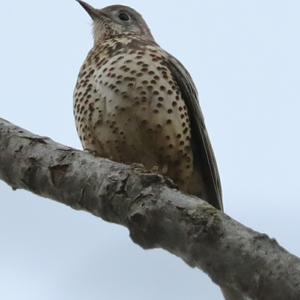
[221,286,249,300]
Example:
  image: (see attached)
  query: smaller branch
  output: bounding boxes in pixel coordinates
[0,117,300,300]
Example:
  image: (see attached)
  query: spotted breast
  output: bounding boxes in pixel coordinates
[74,36,198,193]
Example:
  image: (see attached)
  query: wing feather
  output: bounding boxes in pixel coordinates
[163,54,223,210]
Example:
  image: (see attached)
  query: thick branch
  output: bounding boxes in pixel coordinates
[0,117,300,300]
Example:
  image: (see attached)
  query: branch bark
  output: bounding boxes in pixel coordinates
[0,117,300,300]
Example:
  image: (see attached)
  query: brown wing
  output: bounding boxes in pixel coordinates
[163,54,223,210]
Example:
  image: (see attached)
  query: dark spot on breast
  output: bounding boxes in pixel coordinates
[89,103,95,110]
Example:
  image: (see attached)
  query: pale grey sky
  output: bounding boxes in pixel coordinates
[1,1,300,299]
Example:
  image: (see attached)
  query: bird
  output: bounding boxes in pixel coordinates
[74,1,223,211]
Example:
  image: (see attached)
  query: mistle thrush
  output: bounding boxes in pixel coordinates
[74,1,223,210]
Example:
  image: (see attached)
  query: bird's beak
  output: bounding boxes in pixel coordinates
[77,0,99,20]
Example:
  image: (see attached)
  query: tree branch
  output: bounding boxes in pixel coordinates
[0,117,300,300]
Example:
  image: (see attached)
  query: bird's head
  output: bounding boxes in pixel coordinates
[77,1,155,44]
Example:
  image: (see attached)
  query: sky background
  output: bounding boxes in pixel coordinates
[1,1,300,299]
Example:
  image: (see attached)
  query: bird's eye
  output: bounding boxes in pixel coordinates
[118,12,130,21]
